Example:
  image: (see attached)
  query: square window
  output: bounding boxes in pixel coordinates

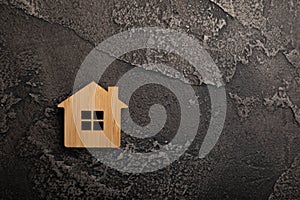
[81,111,91,119]
[81,121,91,130]
[93,121,104,131]
[94,111,104,120]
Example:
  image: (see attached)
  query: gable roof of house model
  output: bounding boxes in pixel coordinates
[57,81,127,109]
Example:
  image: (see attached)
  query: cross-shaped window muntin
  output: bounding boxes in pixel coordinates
[81,110,104,131]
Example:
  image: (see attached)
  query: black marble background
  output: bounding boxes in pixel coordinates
[0,0,300,199]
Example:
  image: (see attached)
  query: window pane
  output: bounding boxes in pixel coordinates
[93,121,104,131]
[81,111,91,119]
[81,121,91,130]
[94,111,104,120]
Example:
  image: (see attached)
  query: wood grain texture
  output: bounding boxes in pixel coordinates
[58,82,127,148]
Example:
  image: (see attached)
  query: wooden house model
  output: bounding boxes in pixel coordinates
[58,82,127,148]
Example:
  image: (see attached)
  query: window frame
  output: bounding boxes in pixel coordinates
[81,110,104,131]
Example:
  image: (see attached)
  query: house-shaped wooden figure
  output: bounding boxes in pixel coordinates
[58,82,127,148]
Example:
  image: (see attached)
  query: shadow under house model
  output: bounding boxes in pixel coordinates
[58,82,128,148]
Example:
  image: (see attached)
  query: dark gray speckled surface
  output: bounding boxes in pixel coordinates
[0,0,299,199]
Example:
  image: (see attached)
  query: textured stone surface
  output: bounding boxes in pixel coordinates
[0,0,299,199]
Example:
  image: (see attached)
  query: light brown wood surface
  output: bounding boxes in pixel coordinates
[58,82,127,148]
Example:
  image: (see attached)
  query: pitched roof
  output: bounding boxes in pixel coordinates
[57,81,127,108]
